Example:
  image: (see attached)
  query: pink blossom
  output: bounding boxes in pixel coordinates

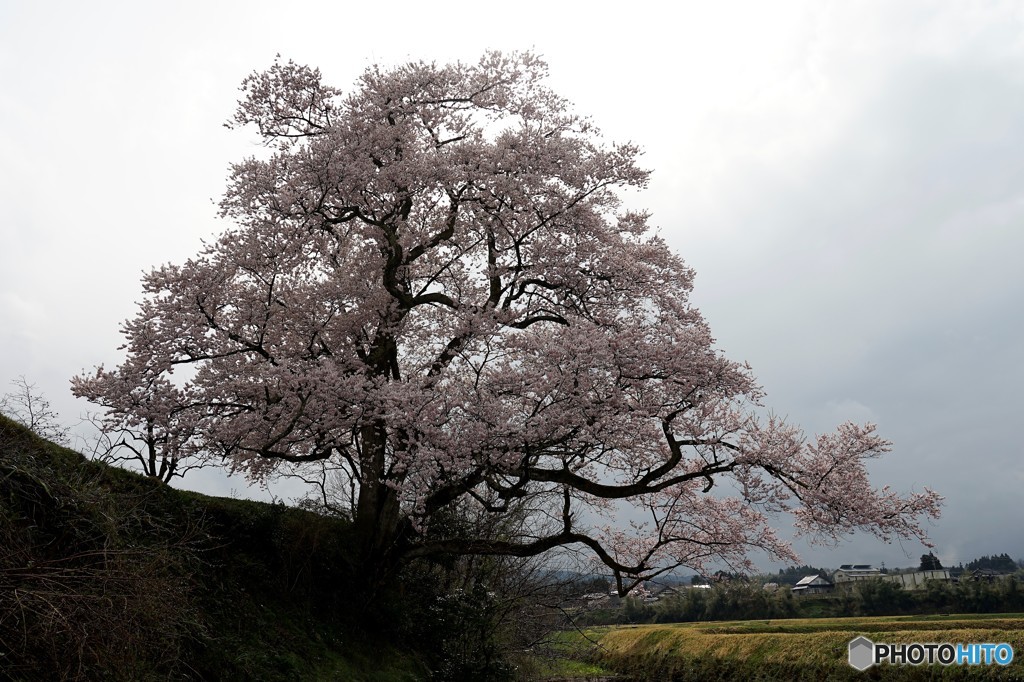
[73,51,941,587]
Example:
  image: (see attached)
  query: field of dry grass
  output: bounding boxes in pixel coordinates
[560,614,1024,681]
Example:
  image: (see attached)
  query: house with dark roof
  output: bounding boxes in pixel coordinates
[791,574,834,595]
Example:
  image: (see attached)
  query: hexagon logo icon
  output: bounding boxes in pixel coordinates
[848,636,875,671]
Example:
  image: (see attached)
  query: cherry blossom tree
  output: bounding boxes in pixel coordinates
[73,52,941,593]
[72,369,204,483]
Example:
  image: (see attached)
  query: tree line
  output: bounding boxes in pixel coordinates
[578,574,1024,626]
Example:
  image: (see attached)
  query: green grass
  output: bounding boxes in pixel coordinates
[520,628,618,679]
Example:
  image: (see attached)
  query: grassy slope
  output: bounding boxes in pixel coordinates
[572,615,1024,681]
[0,414,427,681]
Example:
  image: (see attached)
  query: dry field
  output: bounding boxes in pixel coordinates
[557,614,1024,681]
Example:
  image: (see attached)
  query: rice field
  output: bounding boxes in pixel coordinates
[555,614,1024,681]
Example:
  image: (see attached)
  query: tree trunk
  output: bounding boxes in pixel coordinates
[352,422,405,602]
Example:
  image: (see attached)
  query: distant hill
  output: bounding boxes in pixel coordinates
[0,414,426,681]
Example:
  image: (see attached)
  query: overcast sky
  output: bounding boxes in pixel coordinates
[2,1,1022,571]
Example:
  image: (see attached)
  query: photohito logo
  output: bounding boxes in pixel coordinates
[848,636,1014,670]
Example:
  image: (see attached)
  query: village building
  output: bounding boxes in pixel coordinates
[833,564,882,585]
[881,569,952,590]
[791,575,834,595]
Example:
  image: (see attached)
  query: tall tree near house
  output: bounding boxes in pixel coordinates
[919,552,943,571]
[73,52,941,596]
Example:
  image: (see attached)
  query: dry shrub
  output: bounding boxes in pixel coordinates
[0,416,205,681]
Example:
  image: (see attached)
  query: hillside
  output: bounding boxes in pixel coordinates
[0,414,428,681]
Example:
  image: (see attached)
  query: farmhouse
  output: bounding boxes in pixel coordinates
[832,563,952,591]
[791,575,834,595]
[833,564,881,585]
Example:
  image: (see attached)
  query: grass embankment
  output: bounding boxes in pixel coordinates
[0,414,427,681]
[557,615,1024,681]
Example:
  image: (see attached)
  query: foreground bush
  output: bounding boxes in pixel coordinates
[0,415,204,680]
